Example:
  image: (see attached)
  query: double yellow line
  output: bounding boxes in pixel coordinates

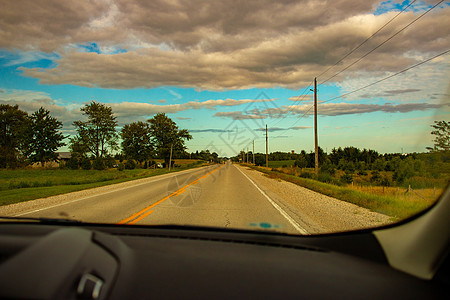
[118,164,224,225]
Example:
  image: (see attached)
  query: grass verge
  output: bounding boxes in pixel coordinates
[246,165,435,220]
[0,161,206,206]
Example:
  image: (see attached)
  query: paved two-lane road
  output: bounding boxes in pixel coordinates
[9,162,308,234]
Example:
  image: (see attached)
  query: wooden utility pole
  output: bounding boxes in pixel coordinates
[314,77,319,176]
[252,140,255,164]
[169,143,173,171]
[246,147,249,163]
[265,124,269,168]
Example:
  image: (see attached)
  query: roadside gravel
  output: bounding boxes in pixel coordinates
[238,165,393,234]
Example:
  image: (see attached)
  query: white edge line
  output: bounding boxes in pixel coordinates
[235,165,308,235]
[13,165,214,217]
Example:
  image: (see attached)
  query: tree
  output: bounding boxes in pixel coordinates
[294,155,307,169]
[147,113,192,167]
[121,121,153,164]
[72,101,118,159]
[0,104,28,168]
[427,121,449,152]
[21,107,66,166]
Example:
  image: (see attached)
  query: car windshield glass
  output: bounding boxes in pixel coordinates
[0,0,449,235]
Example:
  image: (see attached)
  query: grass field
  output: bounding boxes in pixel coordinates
[247,165,442,220]
[0,160,205,206]
[268,160,296,168]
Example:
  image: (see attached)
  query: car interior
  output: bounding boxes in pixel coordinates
[0,185,448,299]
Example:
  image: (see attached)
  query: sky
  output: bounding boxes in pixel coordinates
[0,0,449,157]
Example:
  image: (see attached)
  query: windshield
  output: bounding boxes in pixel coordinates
[0,0,449,235]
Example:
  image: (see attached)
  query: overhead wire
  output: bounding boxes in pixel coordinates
[268,80,313,128]
[319,0,444,85]
[269,0,424,137]
[270,48,450,141]
[316,0,417,81]
[320,49,450,104]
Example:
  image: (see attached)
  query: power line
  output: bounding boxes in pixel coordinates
[316,0,417,80]
[271,48,449,139]
[321,49,450,104]
[319,0,444,85]
[268,80,313,128]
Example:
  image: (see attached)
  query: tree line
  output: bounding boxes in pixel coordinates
[234,120,449,186]
[0,101,195,169]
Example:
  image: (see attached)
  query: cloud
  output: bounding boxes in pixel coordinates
[213,111,267,120]
[359,89,421,98]
[189,129,232,133]
[0,90,275,128]
[108,98,274,119]
[3,1,446,90]
[158,99,167,103]
[255,126,312,132]
[289,95,313,101]
[0,89,79,126]
[259,101,450,117]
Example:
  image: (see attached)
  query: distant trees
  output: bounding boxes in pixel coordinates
[427,121,449,152]
[72,101,118,159]
[21,107,66,166]
[190,150,219,162]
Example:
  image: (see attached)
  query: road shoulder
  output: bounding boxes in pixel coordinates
[236,164,393,233]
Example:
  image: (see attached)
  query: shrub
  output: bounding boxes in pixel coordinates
[118,163,125,171]
[92,158,106,170]
[66,157,79,170]
[341,174,353,184]
[380,176,391,187]
[370,171,381,183]
[318,173,333,183]
[125,159,136,170]
[299,172,313,179]
[320,162,336,175]
[103,156,115,168]
[81,158,91,170]
[357,170,368,176]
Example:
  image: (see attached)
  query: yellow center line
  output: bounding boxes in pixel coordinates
[118,164,224,225]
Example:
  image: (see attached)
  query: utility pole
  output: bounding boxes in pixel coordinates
[169,143,173,171]
[242,150,244,162]
[252,140,255,164]
[314,77,319,176]
[265,124,268,168]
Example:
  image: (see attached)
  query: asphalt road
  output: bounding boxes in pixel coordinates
[17,162,306,234]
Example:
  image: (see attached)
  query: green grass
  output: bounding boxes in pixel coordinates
[248,165,432,220]
[0,161,205,206]
[268,160,296,168]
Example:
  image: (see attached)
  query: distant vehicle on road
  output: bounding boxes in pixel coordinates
[156,163,163,168]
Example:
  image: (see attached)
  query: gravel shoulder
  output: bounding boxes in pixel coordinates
[238,165,393,234]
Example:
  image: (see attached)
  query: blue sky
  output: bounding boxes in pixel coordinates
[0,0,448,156]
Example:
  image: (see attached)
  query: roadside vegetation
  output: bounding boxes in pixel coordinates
[238,121,449,220]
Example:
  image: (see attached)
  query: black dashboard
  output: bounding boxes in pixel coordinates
[0,223,447,299]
